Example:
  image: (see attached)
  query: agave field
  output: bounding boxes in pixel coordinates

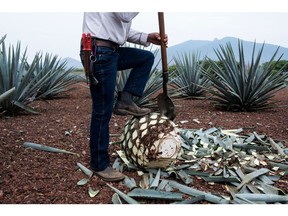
[0,35,288,205]
[0,84,287,204]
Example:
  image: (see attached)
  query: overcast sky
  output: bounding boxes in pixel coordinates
[1,1,288,62]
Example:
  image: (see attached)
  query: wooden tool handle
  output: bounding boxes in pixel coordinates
[158,12,168,73]
[158,12,169,94]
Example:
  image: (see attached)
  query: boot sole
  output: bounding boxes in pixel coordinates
[94,172,125,182]
[113,109,127,116]
[91,168,125,182]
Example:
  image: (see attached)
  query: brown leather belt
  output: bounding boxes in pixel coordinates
[93,38,119,50]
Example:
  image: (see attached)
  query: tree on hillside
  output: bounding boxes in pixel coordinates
[262,60,288,73]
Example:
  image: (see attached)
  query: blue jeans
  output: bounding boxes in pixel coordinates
[86,46,154,171]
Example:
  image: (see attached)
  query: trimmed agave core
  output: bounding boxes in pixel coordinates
[120,113,182,168]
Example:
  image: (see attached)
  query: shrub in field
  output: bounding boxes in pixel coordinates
[0,35,41,115]
[27,52,78,99]
[202,40,288,111]
[171,52,210,98]
[0,35,79,115]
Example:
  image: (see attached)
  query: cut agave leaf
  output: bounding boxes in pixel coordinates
[139,173,150,189]
[145,168,170,178]
[164,182,174,192]
[253,132,268,145]
[127,188,183,201]
[246,183,262,194]
[116,150,138,170]
[168,180,229,204]
[257,175,274,185]
[235,193,288,203]
[224,185,238,197]
[77,178,88,186]
[157,179,169,191]
[173,195,205,204]
[237,168,270,190]
[214,168,223,176]
[123,176,137,190]
[184,170,210,177]
[106,184,139,204]
[221,128,243,137]
[23,142,78,156]
[232,197,255,204]
[77,162,93,178]
[112,158,123,172]
[112,193,122,204]
[268,137,285,156]
[232,144,270,152]
[202,175,240,183]
[257,183,286,195]
[269,162,288,170]
[245,134,255,143]
[238,185,251,194]
[176,170,193,185]
[88,186,99,198]
[149,168,161,189]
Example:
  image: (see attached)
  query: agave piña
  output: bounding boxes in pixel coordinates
[120,113,182,168]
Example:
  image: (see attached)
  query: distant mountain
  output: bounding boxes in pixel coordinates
[61,57,83,69]
[62,37,288,69]
[159,36,288,66]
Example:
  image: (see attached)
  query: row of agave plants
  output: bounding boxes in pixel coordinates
[1,34,288,116]
[0,35,80,115]
[173,42,288,111]
[119,41,288,112]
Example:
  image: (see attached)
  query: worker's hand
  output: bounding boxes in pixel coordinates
[147,32,168,47]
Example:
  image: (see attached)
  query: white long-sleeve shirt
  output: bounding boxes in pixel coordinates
[82,12,150,47]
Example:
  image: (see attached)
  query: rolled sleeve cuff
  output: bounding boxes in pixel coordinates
[140,32,150,47]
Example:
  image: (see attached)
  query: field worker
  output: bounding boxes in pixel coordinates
[80,12,168,181]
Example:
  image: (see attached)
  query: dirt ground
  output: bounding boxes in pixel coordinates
[0,83,287,205]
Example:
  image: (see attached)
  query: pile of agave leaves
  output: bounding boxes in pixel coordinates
[23,127,288,204]
[109,127,288,204]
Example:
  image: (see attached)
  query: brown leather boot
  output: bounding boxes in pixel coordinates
[114,91,151,117]
[93,167,125,182]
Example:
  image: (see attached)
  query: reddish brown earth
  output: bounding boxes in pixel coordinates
[0,83,287,204]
